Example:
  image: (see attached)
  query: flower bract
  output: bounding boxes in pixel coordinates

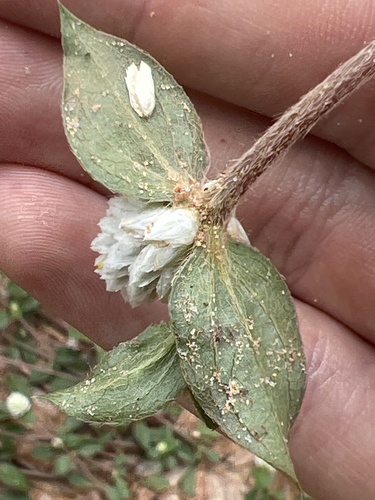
[91,196,199,306]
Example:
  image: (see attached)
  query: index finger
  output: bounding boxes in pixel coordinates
[1,0,375,169]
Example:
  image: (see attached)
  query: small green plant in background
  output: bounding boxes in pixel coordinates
[245,462,312,500]
[246,465,284,500]
[0,281,39,329]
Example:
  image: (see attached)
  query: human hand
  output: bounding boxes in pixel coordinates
[1,1,375,498]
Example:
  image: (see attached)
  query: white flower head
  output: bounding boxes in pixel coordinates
[125,61,155,118]
[6,392,32,418]
[92,196,199,307]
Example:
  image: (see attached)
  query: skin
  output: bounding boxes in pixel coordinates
[1,1,375,497]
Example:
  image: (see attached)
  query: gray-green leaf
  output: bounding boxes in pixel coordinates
[46,323,186,423]
[60,5,209,201]
[170,230,306,480]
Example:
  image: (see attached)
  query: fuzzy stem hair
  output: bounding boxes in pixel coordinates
[206,39,375,219]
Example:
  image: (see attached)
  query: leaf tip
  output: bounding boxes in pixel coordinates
[57,2,70,22]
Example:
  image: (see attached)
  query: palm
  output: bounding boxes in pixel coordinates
[1,1,375,498]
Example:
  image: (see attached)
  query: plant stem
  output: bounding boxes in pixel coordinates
[206,39,375,219]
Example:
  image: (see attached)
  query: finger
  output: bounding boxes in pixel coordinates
[0,21,100,188]
[0,166,168,349]
[290,302,375,499]
[1,0,375,169]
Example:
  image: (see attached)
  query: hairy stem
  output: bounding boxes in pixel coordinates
[206,39,375,219]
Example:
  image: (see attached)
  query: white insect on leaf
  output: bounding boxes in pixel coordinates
[125,61,156,118]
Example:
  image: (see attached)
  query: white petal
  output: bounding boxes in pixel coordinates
[95,253,130,283]
[105,276,129,292]
[113,229,140,246]
[105,241,139,270]
[125,61,155,118]
[120,205,166,238]
[131,244,181,277]
[100,266,129,280]
[107,195,144,218]
[227,217,250,246]
[144,208,199,246]
[156,267,176,300]
[128,248,160,286]
[91,232,115,253]
[123,282,157,307]
[98,216,121,235]
[94,254,107,268]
